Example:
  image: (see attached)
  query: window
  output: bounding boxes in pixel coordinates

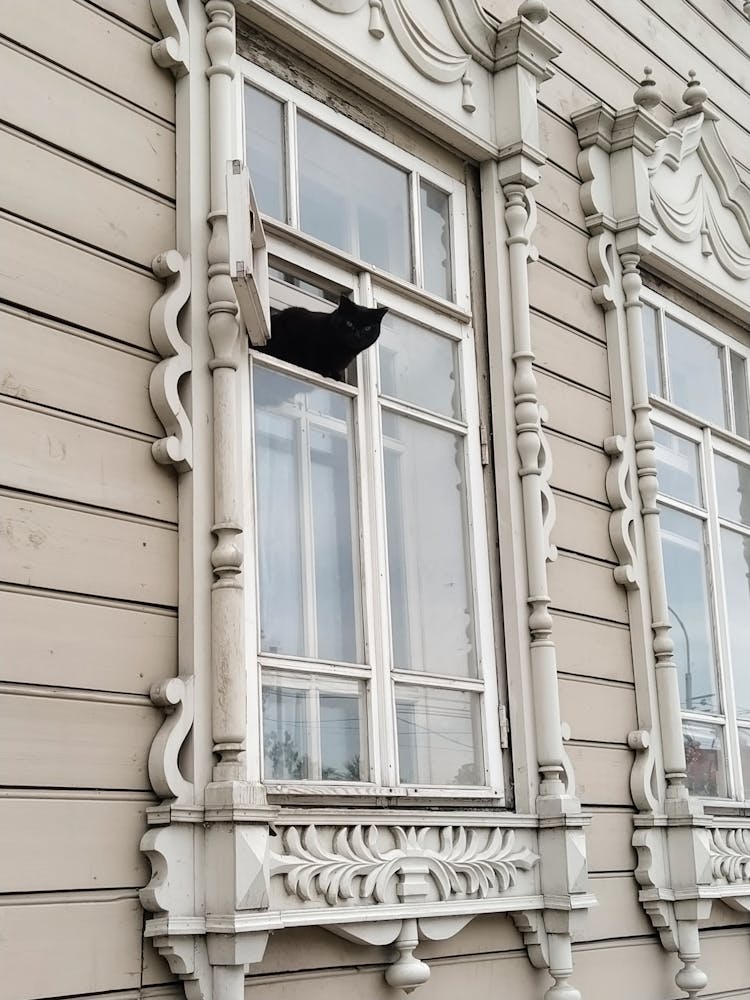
[243,64,503,799]
[644,293,750,801]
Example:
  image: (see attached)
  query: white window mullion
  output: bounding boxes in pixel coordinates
[285,101,299,228]
[298,413,319,658]
[410,172,423,291]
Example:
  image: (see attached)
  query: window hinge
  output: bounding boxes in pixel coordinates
[498,704,509,750]
[479,421,490,466]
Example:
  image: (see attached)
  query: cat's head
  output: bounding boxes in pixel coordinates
[335,294,388,349]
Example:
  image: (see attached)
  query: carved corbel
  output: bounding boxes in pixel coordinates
[147,675,195,805]
[149,250,193,472]
[604,435,638,590]
[151,0,190,76]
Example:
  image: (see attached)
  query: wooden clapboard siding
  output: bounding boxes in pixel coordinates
[566,745,633,807]
[0,588,176,693]
[0,216,161,351]
[549,553,628,623]
[536,370,613,447]
[538,106,582,178]
[535,207,592,282]
[0,796,151,891]
[528,261,606,342]
[572,939,681,1000]
[0,402,175,522]
[532,315,610,397]
[585,808,636,873]
[0,127,175,267]
[580,874,653,941]
[0,692,160,790]
[90,0,161,36]
[0,494,177,605]
[552,491,615,563]
[0,894,143,1000]
[0,0,173,121]
[559,676,636,745]
[552,610,632,684]
[0,308,161,436]
[545,432,609,505]
[535,161,586,231]
[0,40,174,198]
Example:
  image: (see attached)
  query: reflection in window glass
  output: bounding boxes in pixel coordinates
[297,115,411,279]
[666,318,726,427]
[683,720,727,798]
[660,506,719,713]
[254,366,361,663]
[262,676,366,781]
[383,416,475,677]
[378,313,460,418]
[245,84,286,221]
[739,729,750,800]
[654,427,701,506]
[642,304,662,396]
[420,181,452,300]
[720,527,750,720]
[731,352,750,439]
[396,686,483,785]
[715,454,750,527]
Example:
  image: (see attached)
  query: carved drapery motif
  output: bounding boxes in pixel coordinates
[149,250,193,472]
[310,0,480,111]
[709,828,750,883]
[269,824,539,905]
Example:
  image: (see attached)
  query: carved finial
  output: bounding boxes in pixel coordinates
[368,0,385,39]
[633,67,662,111]
[682,69,708,112]
[518,0,548,24]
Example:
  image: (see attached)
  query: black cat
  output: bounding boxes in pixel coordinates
[259,293,388,380]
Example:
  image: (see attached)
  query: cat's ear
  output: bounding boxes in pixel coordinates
[375,306,389,320]
[338,292,355,310]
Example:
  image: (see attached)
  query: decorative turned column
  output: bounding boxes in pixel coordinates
[204,0,247,784]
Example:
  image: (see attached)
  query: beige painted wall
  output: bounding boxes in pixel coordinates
[0,1,178,998]
[3,2,750,999]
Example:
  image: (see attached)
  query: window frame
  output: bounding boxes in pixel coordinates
[240,59,506,804]
[644,287,750,806]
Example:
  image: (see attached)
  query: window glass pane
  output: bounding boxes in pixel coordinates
[731,352,750,439]
[654,427,702,507]
[715,454,750,527]
[383,415,475,677]
[720,527,750,720]
[298,115,411,280]
[395,685,484,785]
[262,674,366,781]
[739,729,750,800]
[660,506,720,713]
[245,84,286,221]
[254,365,362,662]
[642,304,662,396]
[665,317,726,426]
[420,180,453,300]
[683,720,728,798]
[378,313,460,419]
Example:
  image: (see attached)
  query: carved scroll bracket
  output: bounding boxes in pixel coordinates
[604,435,639,591]
[149,250,193,473]
[151,0,190,76]
[148,675,195,806]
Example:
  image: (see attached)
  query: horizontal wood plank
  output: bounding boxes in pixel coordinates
[585,809,636,874]
[579,874,653,941]
[0,127,174,267]
[0,41,174,197]
[0,895,143,1000]
[0,308,161,435]
[0,402,177,522]
[0,0,173,121]
[552,610,633,684]
[0,495,177,606]
[553,491,615,564]
[536,370,613,448]
[0,589,176,693]
[528,261,606,343]
[535,161,586,231]
[0,693,160,789]
[0,797,149,891]
[533,314,610,397]
[0,216,161,352]
[559,676,637,745]
[548,553,628,623]
[566,744,633,806]
[90,0,160,37]
[546,433,608,505]
[535,207,591,281]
